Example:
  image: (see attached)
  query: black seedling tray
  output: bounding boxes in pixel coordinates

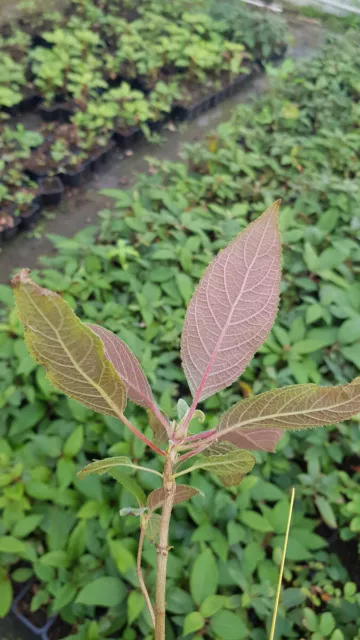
[39,176,64,206]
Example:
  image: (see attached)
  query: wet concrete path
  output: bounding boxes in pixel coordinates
[0,19,325,284]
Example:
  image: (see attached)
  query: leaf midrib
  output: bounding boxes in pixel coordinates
[24,286,125,417]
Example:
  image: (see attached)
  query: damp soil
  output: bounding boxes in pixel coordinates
[0,19,325,284]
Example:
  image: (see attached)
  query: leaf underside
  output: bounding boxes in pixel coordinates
[147,484,202,512]
[218,378,360,440]
[12,270,127,416]
[190,443,256,487]
[181,202,281,401]
[220,427,283,452]
[77,457,133,479]
[89,324,169,440]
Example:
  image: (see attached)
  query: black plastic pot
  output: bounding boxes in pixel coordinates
[32,34,53,49]
[20,196,42,230]
[39,176,64,206]
[26,166,49,181]
[0,214,21,244]
[41,619,73,640]
[90,140,117,172]
[172,69,258,121]
[148,115,168,132]
[172,93,215,122]
[59,160,92,187]
[257,44,288,68]
[38,103,74,123]
[4,92,42,117]
[113,126,143,148]
[12,583,56,637]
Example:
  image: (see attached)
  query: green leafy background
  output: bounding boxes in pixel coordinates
[1,12,360,640]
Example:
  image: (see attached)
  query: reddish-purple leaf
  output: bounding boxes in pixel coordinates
[88,324,168,433]
[219,427,283,452]
[181,202,281,403]
[147,485,202,512]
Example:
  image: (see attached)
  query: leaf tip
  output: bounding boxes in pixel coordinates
[11,268,31,289]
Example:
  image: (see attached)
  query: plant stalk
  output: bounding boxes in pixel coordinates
[155,451,176,640]
[137,524,155,627]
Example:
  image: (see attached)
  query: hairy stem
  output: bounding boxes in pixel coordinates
[137,524,155,628]
[155,452,176,640]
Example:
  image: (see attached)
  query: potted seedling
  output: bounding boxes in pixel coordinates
[0,28,31,62]
[0,54,34,114]
[147,80,181,130]
[103,83,152,147]
[173,36,251,119]
[0,183,21,242]
[72,100,117,170]
[12,202,360,639]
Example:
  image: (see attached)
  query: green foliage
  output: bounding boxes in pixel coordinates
[1,20,360,639]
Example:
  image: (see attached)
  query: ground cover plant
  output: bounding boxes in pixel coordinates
[0,22,360,640]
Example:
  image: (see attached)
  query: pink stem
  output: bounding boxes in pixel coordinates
[176,434,218,465]
[120,413,166,457]
[184,429,217,443]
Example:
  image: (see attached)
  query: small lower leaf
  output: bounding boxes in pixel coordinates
[180,445,255,487]
[143,513,161,543]
[77,457,132,479]
[315,496,337,529]
[183,611,205,636]
[109,468,146,507]
[147,484,202,512]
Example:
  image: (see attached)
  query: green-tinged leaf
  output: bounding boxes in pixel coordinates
[176,272,193,303]
[148,409,168,444]
[200,595,227,618]
[179,445,255,487]
[12,515,43,538]
[319,612,335,635]
[0,579,12,618]
[12,270,127,416]
[281,588,306,609]
[218,379,360,441]
[166,588,193,614]
[63,426,84,458]
[127,590,144,625]
[109,539,135,573]
[67,521,86,562]
[77,457,133,479]
[147,484,202,512]
[190,548,218,605]
[109,468,146,507]
[183,611,204,636]
[12,568,33,583]
[177,398,190,420]
[210,610,248,640]
[52,584,77,612]
[315,496,337,529]
[76,577,127,606]
[40,550,70,568]
[143,513,161,543]
[240,511,273,533]
[342,344,360,369]
[303,607,318,632]
[0,536,26,554]
[76,501,101,519]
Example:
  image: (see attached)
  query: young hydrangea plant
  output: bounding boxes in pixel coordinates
[12,202,360,639]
